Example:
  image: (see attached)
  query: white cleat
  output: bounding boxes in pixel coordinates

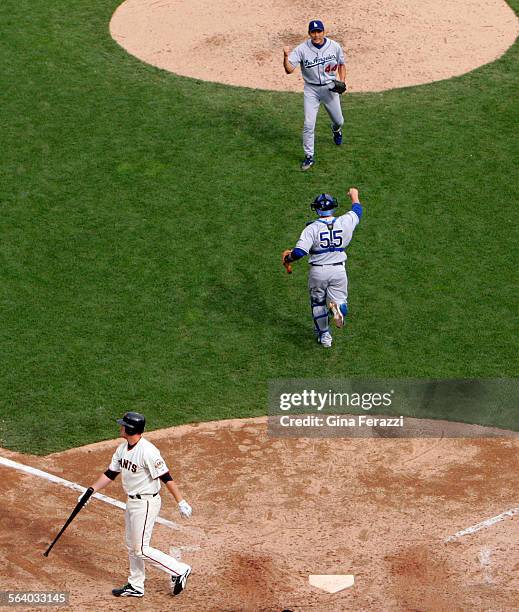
[329,302,344,328]
[318,332,333,348]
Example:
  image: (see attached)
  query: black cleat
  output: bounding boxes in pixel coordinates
[112,583,144,597]
[172,567,192,596]
[332,128,343,145]
[300,155,315,171]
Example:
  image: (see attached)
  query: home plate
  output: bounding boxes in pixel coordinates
[309,574,355,593]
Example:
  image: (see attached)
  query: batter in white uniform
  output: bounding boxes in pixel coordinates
[283,20,347,171]
[282,188,363,347]
[85,412,192,598]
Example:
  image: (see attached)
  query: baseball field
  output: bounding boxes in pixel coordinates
[1,0,518,609]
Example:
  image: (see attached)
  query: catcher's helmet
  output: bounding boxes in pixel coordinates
[311,193,339,216]
[117,411,145,435]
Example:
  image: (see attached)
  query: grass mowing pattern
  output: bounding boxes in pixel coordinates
[1,0,518,452]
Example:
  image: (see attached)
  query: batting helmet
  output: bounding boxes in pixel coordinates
[117,412,145,435]
[311,193,339,216]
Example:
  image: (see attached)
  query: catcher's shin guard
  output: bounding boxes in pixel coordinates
[311,298,329,337]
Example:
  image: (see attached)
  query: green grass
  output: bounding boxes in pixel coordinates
[1,0,518,452]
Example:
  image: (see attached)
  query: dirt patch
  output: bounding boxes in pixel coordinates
[1,416,519,610]
[387,544,470,610]
[109,0,519,92]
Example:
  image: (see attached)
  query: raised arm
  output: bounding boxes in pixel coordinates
[283,46,296,74]
[348,187,362,219]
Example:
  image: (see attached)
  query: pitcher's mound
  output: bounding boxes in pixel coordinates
[109,0,518,91]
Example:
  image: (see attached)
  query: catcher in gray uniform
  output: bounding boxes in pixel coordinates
[283,20,347,171]
[282,188,363,348]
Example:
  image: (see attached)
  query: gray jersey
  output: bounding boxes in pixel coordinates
[288,38,345,86]
[295,210,360,265]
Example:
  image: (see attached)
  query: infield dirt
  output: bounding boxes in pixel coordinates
[2,1,519,610]
[109,0,519,92]
[1,416,519,610]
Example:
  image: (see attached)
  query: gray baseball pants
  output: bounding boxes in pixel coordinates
[303,83,344,157]
[308,264,348,337]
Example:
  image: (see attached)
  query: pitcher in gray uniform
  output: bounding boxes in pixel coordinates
[283,20,347,171]
[282,188,363,348]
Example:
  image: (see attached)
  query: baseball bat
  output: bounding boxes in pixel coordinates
[43,487,94,557]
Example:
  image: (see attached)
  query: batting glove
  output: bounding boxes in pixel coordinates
[78,490,91,507]
[178,499,192,518]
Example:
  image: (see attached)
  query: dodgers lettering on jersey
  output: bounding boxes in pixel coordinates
[295,210,360,265]
[288,38,345,85]
[109,437,169,496]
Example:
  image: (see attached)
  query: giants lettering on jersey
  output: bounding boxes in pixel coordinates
[303,54,338,69]
[119,458,138,473]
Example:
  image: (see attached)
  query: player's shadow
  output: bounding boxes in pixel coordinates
[217,104,295,157]
[204,269,312,349]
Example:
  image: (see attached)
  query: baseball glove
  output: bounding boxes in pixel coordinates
[330,80,347,94]
[282,249,293,274]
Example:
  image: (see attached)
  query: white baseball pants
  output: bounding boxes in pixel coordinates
[303,83,344,157]
[125,495,190,592]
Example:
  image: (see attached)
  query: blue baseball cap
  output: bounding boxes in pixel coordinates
[308,20,324,32]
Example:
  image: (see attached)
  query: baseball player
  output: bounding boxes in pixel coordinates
[283,20,347,171]
[82,412,192,598]
[282,188,363,347]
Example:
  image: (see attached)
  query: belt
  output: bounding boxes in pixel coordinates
[306,82,332,87]
[310,262,344,267]
[128,492,159,499]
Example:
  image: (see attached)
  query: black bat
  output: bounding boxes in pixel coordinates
[43,487,94,557]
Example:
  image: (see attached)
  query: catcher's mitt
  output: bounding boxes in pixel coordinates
[282,249,293,274]
[330,80,347,94]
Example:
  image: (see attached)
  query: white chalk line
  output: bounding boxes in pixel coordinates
[7,452,515,551]
[445,506,519,542]
[0,455,200,552]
